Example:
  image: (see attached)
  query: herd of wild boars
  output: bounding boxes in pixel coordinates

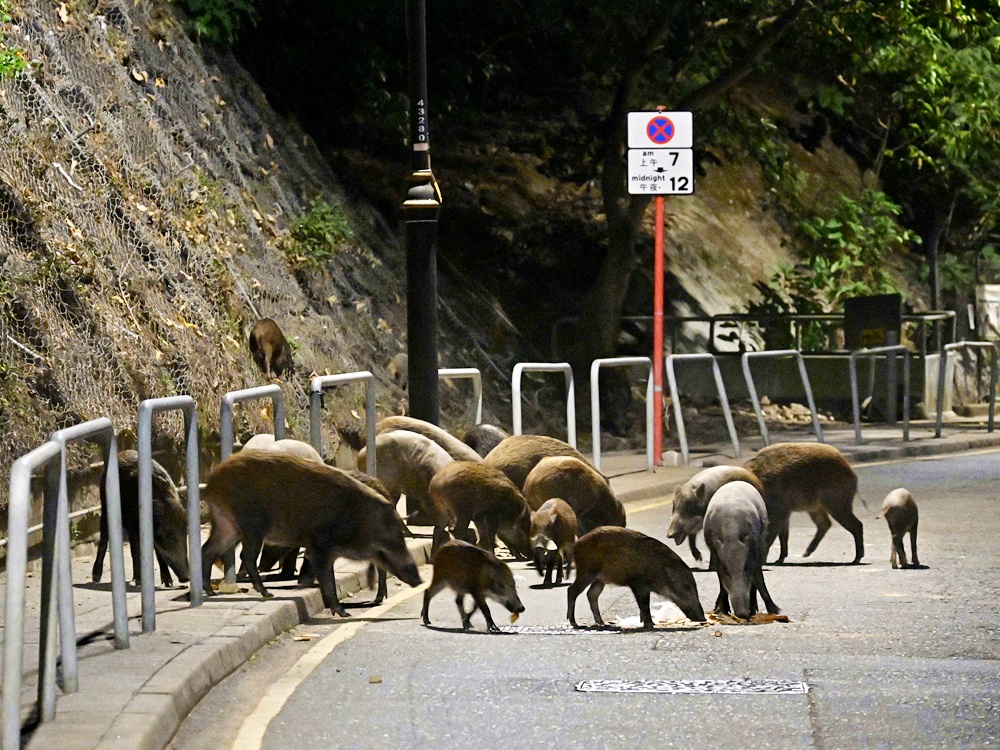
[102,419,921,633]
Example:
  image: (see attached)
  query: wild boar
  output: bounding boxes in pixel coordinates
[531,498,577,586]
[377,416,482,462]
[703,481,780,619]
[462,424,510,457]
[881,488,919,569]
[200,452,421,617]
[523,456,625,535]
[743,442,864,564]
[248,318,292,380]
[421,540,525,632]
[483,434,597,491]
[568,527,705,629]
[357,429,453,522]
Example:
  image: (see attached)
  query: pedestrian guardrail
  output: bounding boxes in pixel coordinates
[4,440,61,749]
[439,367,483,425]
[136,396,203,633]
[512,362,576,448]
[665,353,740,464]
[849,345,911,445]
[741,350,823,446]
[219,385,286,586]
[589,357,653,473]
[309,373,377,476]
[934,341,998,438]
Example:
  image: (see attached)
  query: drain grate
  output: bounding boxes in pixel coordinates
[575,679,809,695]
[498,625,621,635]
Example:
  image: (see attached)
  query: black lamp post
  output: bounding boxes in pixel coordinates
[403,0,442,424]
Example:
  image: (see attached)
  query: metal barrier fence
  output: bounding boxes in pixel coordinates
[934,341,999,438]
[512,362,577,448]
[219,385,286,587]
[136,396,203,633]
[665,353,740,465]
[589,357,653,473]
[309,373,377,476]
[439,368,483,425]
[741,350,823,446]
[849,345,911,445]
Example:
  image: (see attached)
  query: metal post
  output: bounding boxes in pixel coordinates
[438,368,483,424]
[664,353,740,465]
[3,441,60,749]
[404,0,442,425]
[511,362,576,447]
[308,373,378,477]
[935,342,999,438]
[849,346,911,445]
[590,357,654,473]
[741,350,824,446]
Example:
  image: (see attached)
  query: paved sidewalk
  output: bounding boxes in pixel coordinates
[7,419,1000,749]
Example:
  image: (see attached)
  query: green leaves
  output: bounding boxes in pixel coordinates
[0,0,26,79]
[169,0,256,46]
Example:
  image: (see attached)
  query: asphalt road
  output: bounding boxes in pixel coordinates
[170,451,1000,749]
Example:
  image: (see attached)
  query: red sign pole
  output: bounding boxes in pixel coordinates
[653,194,665,466]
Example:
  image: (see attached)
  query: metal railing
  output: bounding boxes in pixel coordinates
[512,362,576,448]
[439,368,483,425]
[219,385,286,586]
[309,373,377,476]
[552,311,957,357]
[849,346,911,445]
[741,350,823,446]
[665,353,740,465]
[589,357,654,473]
[934,341,999,438]
[136,396,203,632]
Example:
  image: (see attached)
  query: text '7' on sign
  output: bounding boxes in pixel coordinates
[628,111,693,149]
[628,149,694,195]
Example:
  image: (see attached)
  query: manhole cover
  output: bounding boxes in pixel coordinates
[575,679,809,694]
[498,625,621,635]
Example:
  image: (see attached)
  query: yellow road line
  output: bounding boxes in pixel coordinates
[232,582,427,750]
[627,498,672,514]
[856,446,1000,468]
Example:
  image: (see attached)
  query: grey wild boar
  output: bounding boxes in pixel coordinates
[568,527,705,629]
[93,450,190,587]
[703,480,780,619]
[428,461,532,559]
[743,442,864,564]
[483,434,597,491]
[377,415,482,462]
[881,488,919,569]
[523,456,625,534]
[667,465,764,563]
[421,540,525,633]
[462,423,510,457]
[357,429,453,522]
[200,452,421,616]
[531,498,577,586]
[248,318,292,379]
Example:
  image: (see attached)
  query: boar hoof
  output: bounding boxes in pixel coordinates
[487,624,501,633]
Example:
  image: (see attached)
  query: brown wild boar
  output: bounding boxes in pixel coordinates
[462,424,510,457]
[421,540,525,632]
[523,456,625,535]
[377,416,483,462]
[428,461,532,559]
[881,488,919,569]
[568,527,705,629]
[743,442,864,564]
[248,318,292,380]
[667,465,764,563]
[200,452,421,616]
[483,434,597,491]
[531,498,577,586]
[92,450,189,588]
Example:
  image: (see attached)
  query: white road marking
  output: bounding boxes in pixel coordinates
[232,583,427,750]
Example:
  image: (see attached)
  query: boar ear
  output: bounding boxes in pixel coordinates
[695,483,708,502]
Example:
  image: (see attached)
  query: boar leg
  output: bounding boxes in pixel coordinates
[280,548,301,579]
[127,526,142,587]
[431,524,451,554]
[313,551,349,617]
[802,509,832,557]
[586,581,607,627]
[456,594,474,630]
[909,525,919,567]
[370,565,388,604]
[239,535,272,599]
[155,549,174,588]
[714,568,731,615]
[200,512,240,596]
[472,593,500,632]
[826,504,864,563]
[752,550,780,614]
[92,509,109,583]
[473,517,498,554]
[765,510,792,564]
[553,552,564,585]
[297,558,316,587]
[420,579,447,625]
[567,575,592,628]
[891,534,907,568]
[688,535,703,563]
[631,584,654,630]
